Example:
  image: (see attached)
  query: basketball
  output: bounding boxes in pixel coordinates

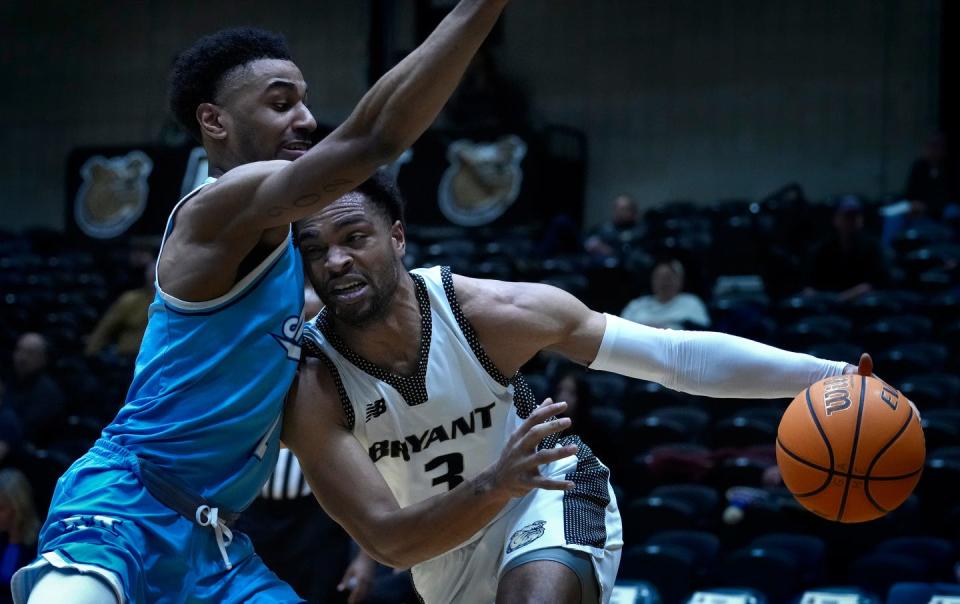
[776,375,925,523]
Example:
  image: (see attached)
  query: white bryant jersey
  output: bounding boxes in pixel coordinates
[302,266,614,556]
[302,265,542,509]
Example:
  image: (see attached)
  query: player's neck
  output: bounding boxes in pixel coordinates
[335,274,423,375]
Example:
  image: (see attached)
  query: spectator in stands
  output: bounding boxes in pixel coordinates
[0,381,23,466]
[903,132,958,219]
[805,196,890,302]
[84,255,156,360]
[4,333,64,445]
[882,132,960,244]
[0,468,39,604]
[238,448,376,603]
[621,260,711,329]
[584,193,647,260]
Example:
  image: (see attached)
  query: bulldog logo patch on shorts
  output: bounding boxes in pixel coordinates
[506,520,546,554]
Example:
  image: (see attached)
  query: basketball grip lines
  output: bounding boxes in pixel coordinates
[836,376,867,521]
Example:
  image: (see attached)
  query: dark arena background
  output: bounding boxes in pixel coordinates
[2,1,959,603]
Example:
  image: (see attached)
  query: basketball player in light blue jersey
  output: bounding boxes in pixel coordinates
[283,177,875,603]
[12,2,515,602]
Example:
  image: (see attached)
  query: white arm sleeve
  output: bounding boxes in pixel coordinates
[588,313,849,399]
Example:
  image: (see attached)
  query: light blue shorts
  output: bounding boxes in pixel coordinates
[12,439,303,603]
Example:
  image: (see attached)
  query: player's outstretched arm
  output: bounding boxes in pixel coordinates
[454,275,855,400]
[283,357,577,569]
[193,0,513,238]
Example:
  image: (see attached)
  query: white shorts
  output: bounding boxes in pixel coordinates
[411,443,623,603]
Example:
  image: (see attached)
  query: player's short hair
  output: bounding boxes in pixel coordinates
[169,27,292,141]
[357,169,406,227]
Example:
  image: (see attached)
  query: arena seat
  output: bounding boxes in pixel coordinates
[650,485,722,520]
[775,294,832,324]
[624,497,698,543]
[920,410,960,452]
[706,456,769,491]
[887,582,960,604]
[717,547,801,603]
[900,372,960,408]
[857,315,932,350]
[684,587,767,604]
[750,533,826,585]
[583,371,629,406]
[791,587,878,604]
[874,342,948,382]
[803,343,864,368]
[847,552,928,599]
[781,315,853,350]
[710,415,777,449]
[645,529,721,575]
[620,544,697,604]
[611,580,663,604]
[873,536,956,582]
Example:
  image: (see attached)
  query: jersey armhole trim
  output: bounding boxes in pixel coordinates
[157,234,290,314]
[302,330,356,430]
[439,266,513,387]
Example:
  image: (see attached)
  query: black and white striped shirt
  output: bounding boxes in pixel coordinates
[260,448,312,501]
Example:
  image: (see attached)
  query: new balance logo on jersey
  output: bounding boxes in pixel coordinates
[366,398,387,422]
[369,402,496,463]
[272,313,304,361]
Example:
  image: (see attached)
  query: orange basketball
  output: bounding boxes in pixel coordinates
[776,374,925,523]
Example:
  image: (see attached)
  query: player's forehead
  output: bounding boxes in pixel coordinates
[297,193,375,240]
[220,58,307,100]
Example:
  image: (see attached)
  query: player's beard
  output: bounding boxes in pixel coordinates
[323,262,402,328]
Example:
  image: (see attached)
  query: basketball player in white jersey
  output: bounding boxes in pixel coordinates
[283,174,868,603]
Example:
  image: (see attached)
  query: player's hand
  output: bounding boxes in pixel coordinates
[845,353,922,421]
[487,398,578,499]
[337,550,376,604]
[842,352,874,376]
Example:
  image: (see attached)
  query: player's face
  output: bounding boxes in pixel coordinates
[297,194,405,327]
[219,59,317,164]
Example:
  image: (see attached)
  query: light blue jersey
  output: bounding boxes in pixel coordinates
[12,179,307,603]
[102,179,305,511]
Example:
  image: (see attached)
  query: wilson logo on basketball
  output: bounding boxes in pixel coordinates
[823,375,852,416]
[879,385,900,411]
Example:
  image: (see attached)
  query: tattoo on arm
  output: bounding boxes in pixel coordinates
[264,179,355,219]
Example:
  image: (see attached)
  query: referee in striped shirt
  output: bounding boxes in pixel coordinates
[240,448,375,602]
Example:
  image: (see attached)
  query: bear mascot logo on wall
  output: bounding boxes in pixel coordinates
[438,135,526,226]
[75,150,153,239]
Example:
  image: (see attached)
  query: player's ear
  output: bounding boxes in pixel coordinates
[197,103,228,140]
[391,220,405,256]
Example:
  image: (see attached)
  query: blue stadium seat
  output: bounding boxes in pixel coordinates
[858,315,932,350]
[710,415,777,449]
[887,582,960,604]
[620,544,697,604]
[873,536,956,581]
[685,586,767,604]
[791,586,878,604]
[749,533,826,585]
[847,552,928,599]
[650,485,721,524]
[900,373,960,409]
[611,580,663,604]
[717,547,801,603]
[781,315,853,350]
[624,497,698,543]
[645,530,721,576]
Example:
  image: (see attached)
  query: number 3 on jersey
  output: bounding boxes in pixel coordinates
[425,453,464,490]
